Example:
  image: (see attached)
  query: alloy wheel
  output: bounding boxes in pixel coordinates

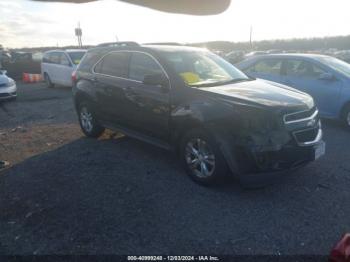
[80,106,93,133]
[347,111,350,127]
[185,138,215,178]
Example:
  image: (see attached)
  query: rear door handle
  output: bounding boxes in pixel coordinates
[91,77,98,83]
[123,86,137,95]
[123,86,138,100]
[123,86,133,91]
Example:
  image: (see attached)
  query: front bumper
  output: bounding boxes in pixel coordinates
[0,84,17,100]
[237,139,325,187]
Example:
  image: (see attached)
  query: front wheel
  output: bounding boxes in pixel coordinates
[44,73,54,88]
[78,103,105,138]
[180,129,229,185]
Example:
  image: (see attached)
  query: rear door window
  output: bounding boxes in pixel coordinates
[94,52,129,78]
[247,59,282,75]
[129,53,164,81]
[43,53,51,63]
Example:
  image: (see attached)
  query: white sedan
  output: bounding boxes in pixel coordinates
[0,70,17,101]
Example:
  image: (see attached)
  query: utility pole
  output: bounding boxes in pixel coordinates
[250,25,253,50]
[115,34,119,42]
[75,22,83,48]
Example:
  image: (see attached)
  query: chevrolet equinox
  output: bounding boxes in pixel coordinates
[72,42,325,185]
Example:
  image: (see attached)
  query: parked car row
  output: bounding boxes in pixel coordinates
[224,48,350,65]
[334,50,350,64]
[1,51,42,80]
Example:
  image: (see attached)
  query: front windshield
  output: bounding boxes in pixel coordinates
[317,56,350,78]
[68,51,86,65]
[162,50,249,87]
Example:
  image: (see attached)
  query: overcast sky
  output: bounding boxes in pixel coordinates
[1,0,350,48]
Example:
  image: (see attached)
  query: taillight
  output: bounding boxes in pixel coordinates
[72,71,77,85]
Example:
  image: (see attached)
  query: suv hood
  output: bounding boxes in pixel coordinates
[197,79,314,114]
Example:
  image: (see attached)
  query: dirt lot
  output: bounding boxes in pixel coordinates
[1,82,350,256]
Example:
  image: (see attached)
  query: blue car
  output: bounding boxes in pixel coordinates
[236,54,350,128]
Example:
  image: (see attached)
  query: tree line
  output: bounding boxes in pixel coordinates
[193,35,350,53]
[3,35,350,53]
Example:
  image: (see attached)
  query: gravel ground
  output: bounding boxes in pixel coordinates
[0,82,350,256]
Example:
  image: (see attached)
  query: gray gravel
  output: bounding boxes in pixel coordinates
[0,82,350,255]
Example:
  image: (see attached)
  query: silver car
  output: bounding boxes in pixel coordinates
[0,70,16,101]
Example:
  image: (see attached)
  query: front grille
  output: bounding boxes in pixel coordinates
[284,107,317,123]
[0,83,7,88]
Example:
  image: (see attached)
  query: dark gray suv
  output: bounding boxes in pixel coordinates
[72,42,325,186]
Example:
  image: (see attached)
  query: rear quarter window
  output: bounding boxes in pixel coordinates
[78,51,104,73]
[68,51,86,65]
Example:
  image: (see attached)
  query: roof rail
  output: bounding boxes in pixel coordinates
[97,41,139,48]
[143,42,183,46]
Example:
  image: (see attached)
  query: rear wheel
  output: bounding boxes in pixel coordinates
[78,103,105,138]
[180,129,229,185]
[342,105,350,130]
[44,73,54,88]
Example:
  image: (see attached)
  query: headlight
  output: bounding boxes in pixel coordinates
[5,79,15,87]
[305,95,315,109]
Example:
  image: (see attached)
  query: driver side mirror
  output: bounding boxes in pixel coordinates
[318,72,335,81]
[143,73,169,91]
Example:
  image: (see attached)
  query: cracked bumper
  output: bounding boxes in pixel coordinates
[238,139,325,187]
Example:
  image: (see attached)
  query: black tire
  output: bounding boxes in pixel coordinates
[342,105,350,130]
[44,73,54,88]
[180,128,229,185]
[78,102,105,138]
